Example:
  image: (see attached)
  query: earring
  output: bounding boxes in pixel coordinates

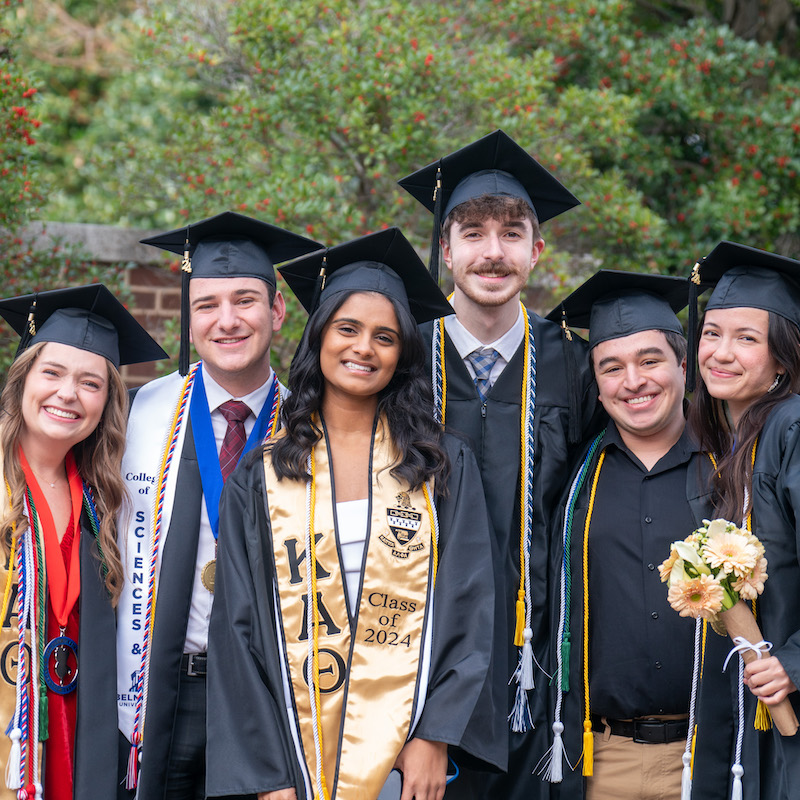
[768,374,782,393]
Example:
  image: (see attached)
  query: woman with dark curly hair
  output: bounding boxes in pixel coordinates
[687,242,800,800]
[0,284,166,800]
[207,228,504,800]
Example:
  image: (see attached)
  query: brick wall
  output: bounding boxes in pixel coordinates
[125,263,180,386]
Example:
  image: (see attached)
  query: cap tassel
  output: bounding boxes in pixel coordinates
[755,698,773,730]
[310,253,328,314]
[687,264,701,393]
[179,238,192,376]
[428,162,443,284]
[14,297,38,359]
[559,310,581,443]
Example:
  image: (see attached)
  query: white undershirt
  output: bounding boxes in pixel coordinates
[444,306,525,385]
[183,368,274,654]
[335,499,369,616]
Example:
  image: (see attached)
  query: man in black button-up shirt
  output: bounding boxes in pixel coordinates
[545,272,714,800]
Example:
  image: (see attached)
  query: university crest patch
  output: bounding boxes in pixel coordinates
[381,492,425,559]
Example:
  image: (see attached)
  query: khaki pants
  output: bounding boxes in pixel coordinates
[585,720,685,800]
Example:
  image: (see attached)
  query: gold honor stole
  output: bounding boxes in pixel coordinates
[0,554,22,800]
[265,427,433,799]
[0,472,42,800]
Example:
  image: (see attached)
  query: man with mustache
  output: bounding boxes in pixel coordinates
[399,131,598,798]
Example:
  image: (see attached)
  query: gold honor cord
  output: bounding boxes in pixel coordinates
[308,447,331,800]
[514,306,532,647]
[580,449,607,777]
[433,301,534,653]
[0,480,18,629]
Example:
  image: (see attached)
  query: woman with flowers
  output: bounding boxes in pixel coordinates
[0,285,166,800]
[687,242,800,799]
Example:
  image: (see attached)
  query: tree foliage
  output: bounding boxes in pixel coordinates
[3,0,800,374]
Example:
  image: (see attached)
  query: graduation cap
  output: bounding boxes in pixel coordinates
[141,211,324,375]
[278,227,452,324]
[546,270,689,349]
[0,284,169,368]
[398,130,580,281]
[686,240,800,390]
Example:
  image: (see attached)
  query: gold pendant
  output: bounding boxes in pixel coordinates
[201,559,216,593]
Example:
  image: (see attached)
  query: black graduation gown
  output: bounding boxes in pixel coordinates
[548,429,714,798]
[72,509,120,800]
[692,395,800,800]
[205,435,505,799]
[420,314,597,800]
[131,422,204,800]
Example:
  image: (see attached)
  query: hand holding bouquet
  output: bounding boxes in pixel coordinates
[660,519,798,736]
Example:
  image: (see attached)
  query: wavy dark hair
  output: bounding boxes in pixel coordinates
[689,311,800,521]
[269,290,449,492]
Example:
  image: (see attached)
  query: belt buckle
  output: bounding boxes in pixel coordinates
[632,719,665,744]
[186,654,201,677]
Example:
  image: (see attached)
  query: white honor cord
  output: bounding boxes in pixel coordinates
[722,636,770,800]
[681,617,703,800]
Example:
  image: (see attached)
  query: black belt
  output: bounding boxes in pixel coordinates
[591,714,688,744]
[181,652,207,677]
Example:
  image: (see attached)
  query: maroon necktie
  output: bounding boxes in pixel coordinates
[218,400,250,482]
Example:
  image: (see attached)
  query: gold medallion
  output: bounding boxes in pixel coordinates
[201,559,216,593]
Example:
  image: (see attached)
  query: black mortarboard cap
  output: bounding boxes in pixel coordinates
[398,130,580,281]
[279,227,452,324]
[0,284,168,368]
[546,270,688,349]
[686,241,800,390]
[141,211,324,375]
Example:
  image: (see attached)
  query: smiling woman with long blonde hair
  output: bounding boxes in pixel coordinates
[0,285,166,800]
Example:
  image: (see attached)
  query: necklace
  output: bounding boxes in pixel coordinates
[29,465,64,489]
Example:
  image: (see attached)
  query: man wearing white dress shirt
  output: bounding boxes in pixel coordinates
[115,211,322,800]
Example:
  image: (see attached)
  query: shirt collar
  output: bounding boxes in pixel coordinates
[602,419,698,474]
[444,305,524,362]
[201,366,274,416]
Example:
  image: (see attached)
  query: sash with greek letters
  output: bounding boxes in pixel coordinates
[265,420,435,800]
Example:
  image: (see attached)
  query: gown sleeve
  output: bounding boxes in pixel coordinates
[765,416,800,690]
[411,436,507,773]
[206,456,304,799]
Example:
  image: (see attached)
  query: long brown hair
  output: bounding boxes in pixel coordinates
[689,311,800,521]
[0,342,128,604]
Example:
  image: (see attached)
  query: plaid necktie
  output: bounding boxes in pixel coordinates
[466,347,500,403]
[218,400,250,482]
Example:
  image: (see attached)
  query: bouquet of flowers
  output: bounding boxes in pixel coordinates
[660,519,798,736]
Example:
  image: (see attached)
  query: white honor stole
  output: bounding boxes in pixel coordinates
[116,369,196,739]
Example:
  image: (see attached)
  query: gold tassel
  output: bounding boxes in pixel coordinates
[755,699,773,731]
[514,589,525,647]
[690,724,697,773]
[582,719,594,776]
